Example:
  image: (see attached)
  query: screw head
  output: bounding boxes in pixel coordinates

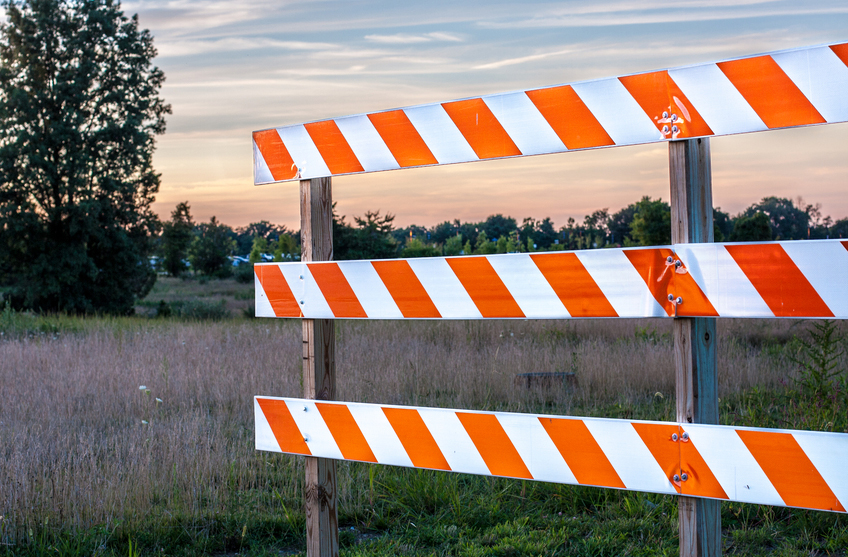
[662,125,670,134]
[673,474,681,482]
[300,300,304,305]
[681,473,688,481]
[676,297,683,305]
[681,432,689,441]
[666,256,674,263]
[672,125,679,133]
[299,275,303,280]
[662,111,669,119]
[667,294,674,302]
[674,260,682,268]
[671,114,678,122]
[671,433,679,442]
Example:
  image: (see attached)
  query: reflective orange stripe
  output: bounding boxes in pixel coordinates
[303,120,364,175]
[446,257,525,318]
[257,398,311,455]
[253,129,297,181]
[717,56,826,129]
[457,413,532,479]
[539,417,625,488]
[368,110,438,167]
[530,252,617,317]
[725,244,833,317]
[525,85,615,149]
[624,248,718,317]
[842,240,848,252]
[831,43,848,67]
[632,423,728,499]
[382,407,451,471]
[619,71,714,138]
[371,260,441,318]
[737,430,845,512]
[441,98,521,159]
[255,265,301,317]
[307,263,368,318]
[315,403,377,463]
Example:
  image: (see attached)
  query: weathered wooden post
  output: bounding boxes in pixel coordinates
[300,176,338,557]
[669,138,720,557]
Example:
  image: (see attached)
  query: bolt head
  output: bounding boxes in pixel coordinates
[667,294,674,302]
[671,433,679,441]
[676,297,683,305]
[673,474,681,482]
[681,473,688,481]
[681,432,689,441]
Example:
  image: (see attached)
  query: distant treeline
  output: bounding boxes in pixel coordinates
[157,196,848,280]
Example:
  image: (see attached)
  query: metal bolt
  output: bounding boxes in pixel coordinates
[303,436,309,442]
[673,474,681,482]
[672,125,679,133]
[666,256,674,263]
[300,300,304,305]
[671,114,678,122]
[674,260,682,268]
[299,275,303,280]
[303,406,308,412]
[662,111,669,119]
[681,473,688,481]
[681,432,689,441]
[671,433,679,441]
[676,297,683,305]
[662,125,670,134]
[667,294,674,302]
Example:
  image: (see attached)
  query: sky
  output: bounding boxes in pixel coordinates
[127,0,848,230]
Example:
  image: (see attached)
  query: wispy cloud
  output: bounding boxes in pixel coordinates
[365,31,463,44]
[158,37,338,57]
[474,48,576,70]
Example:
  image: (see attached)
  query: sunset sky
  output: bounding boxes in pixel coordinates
[128,0,848,230]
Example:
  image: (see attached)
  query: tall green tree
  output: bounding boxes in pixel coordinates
[160,202,193,277]
[630,196,671,246]
[189,216,236,277]
[0,0,169,314]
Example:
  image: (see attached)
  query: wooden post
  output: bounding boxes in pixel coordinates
[300,177,338,557]
[669,138,720,557]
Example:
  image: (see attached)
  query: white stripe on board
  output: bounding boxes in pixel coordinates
[347,403,414,468]
[669,64,767,136]
[483,92,566,155]
[585,419,677,495]
[684,424,784,506]
[404,104,479,165]
[577,249,666,317]
[497,412,578,485]
[253,140,275,185]
[793,430,848,511]
[418,409,490,476]
[337,261,403,318]
[406,258,482,318]
[335,115,401,172]
[782,240,848,317]
[287,264,334,318]
[286,400,344,460]
[486,253,569,318]
[773,47,848,124]
[254,271,276,318]
[571,78,663,146]
[276,125,332,180]
[675,244,772,317]
[254,397,282,452]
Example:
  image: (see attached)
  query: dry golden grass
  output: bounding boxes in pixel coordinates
[0,317,815,543]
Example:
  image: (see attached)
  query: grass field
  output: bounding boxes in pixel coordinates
[1,278,847,556]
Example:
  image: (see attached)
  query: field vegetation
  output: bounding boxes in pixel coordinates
[1,279,847,556]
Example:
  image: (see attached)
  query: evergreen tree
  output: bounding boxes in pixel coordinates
[0,0,169,313]
[160,202,193,277]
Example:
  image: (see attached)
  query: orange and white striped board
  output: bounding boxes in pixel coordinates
[254,42,848,184]
[254,239,848,320]
[255,396,848,513]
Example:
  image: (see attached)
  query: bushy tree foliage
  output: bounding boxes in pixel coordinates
[730,212,772,242]
[0,0,169,314]
[189,216,235,277]
[630,196,671,246]
[160,202,193,277]
[742,197,807,240]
